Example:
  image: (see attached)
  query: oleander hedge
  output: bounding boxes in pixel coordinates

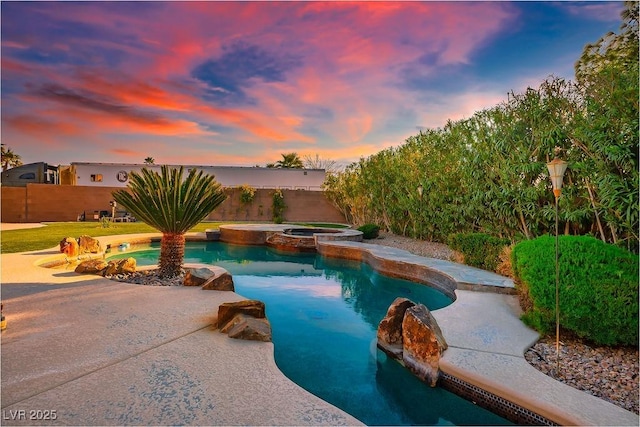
[511,235,638,346]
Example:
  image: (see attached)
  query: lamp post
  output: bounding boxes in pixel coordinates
[546,156,568,374]
[417,185,423,239]
[110,200,117,221]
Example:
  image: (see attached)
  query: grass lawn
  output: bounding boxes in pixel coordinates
[0,222,224,254]
[0,221,349,254]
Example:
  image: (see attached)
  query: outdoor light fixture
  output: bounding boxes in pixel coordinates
[547,154,568,374]
[110,200,117,221]
[547,158,568,198]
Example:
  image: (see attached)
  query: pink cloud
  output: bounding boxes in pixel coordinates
[2,1,523,166]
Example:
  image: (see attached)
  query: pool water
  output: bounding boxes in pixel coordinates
[111,241,512,426]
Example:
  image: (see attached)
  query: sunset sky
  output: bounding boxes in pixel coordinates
[1,1,624,168]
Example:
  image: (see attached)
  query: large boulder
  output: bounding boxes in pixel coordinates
[75,259,108,274]
[59,237,79,257]
[104,258,137,276]
[78,235,102,254]
[201,272,234,291]
[401,304,448,387]
[217,300,265,329]
[183,267,235,291]
[377,297,415,357]
[183,267,216,286]
[226,316,272,342]
[220,313,254,333]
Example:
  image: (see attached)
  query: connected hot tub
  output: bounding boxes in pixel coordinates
[282,227,343,237]
[265,226,362,252]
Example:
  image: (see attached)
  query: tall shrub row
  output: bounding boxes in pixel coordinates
[323,3,638,251]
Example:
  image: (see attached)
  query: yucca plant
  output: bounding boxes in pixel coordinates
[112,166,226,278]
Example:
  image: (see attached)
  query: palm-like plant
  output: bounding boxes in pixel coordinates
[112,166,226,278]
[1,145,23,171]
[275,152,304,169]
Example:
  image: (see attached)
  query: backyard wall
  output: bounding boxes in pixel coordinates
[1,184,346,224]
[1,187,27,222]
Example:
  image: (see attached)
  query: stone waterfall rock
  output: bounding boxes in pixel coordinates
[217,300,271,342]
[104,258,137,276]
[226,315,272,342]
[183,266,234,291]
[201,272,234,291]
[75,259,108,274]
[59,237,79,257]
[377,297,416,358]
[184,267,215,286]
[78,235,102,254]
[217,300,266,329]
[401,304,448,387]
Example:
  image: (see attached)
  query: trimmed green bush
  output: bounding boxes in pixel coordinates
[358,224,380,239]
[448,233,510,271]
[512,235,639,346]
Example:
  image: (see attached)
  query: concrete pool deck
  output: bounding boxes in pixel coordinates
[1,224,638,426]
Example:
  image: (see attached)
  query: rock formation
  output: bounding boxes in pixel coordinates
[75,259,108,274]
[217,300,271,342]
[183,267,235,291]
[78,235,102,254]
[377,297,416,358]
[402,304,448,387]
[201,272,234,291]
[217,299,266,328]
[104,258,137,276]
[59,237,79,258]
[377,298,447,387]
[226,316,272,342]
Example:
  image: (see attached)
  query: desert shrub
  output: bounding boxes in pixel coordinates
[239,184,256,204]
[511,235,639,346]
[100,216,111,228]
[447,233,510,271]
[358,224,380,239]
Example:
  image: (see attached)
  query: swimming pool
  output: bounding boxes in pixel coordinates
[110,241,512,425]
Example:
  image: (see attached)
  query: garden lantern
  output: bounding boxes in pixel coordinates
[547,158,568,198]
[547,155,568,374]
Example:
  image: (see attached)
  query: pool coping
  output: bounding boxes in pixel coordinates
[6,224,639,426]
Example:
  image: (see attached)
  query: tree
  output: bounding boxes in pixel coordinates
[573,0,639,247]
[303,154,340,174]
[112,166,227,278]
[274,152,304,169]
[1,144,23,171]
[144,157,155,164]
[575,1,638,87]
[324,3,638,249]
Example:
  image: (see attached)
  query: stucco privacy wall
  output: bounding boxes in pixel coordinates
[1,184,346,224]
[1,187,26,222]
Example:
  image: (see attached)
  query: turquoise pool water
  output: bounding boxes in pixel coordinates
[111,241,512,425]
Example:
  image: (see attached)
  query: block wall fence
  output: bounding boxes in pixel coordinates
[1,184,346,224]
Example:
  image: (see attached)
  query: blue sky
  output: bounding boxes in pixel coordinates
[1,1,624,167]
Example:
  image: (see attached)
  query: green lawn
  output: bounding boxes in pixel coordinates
[0,221,349,254]
[0,222,223,254]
